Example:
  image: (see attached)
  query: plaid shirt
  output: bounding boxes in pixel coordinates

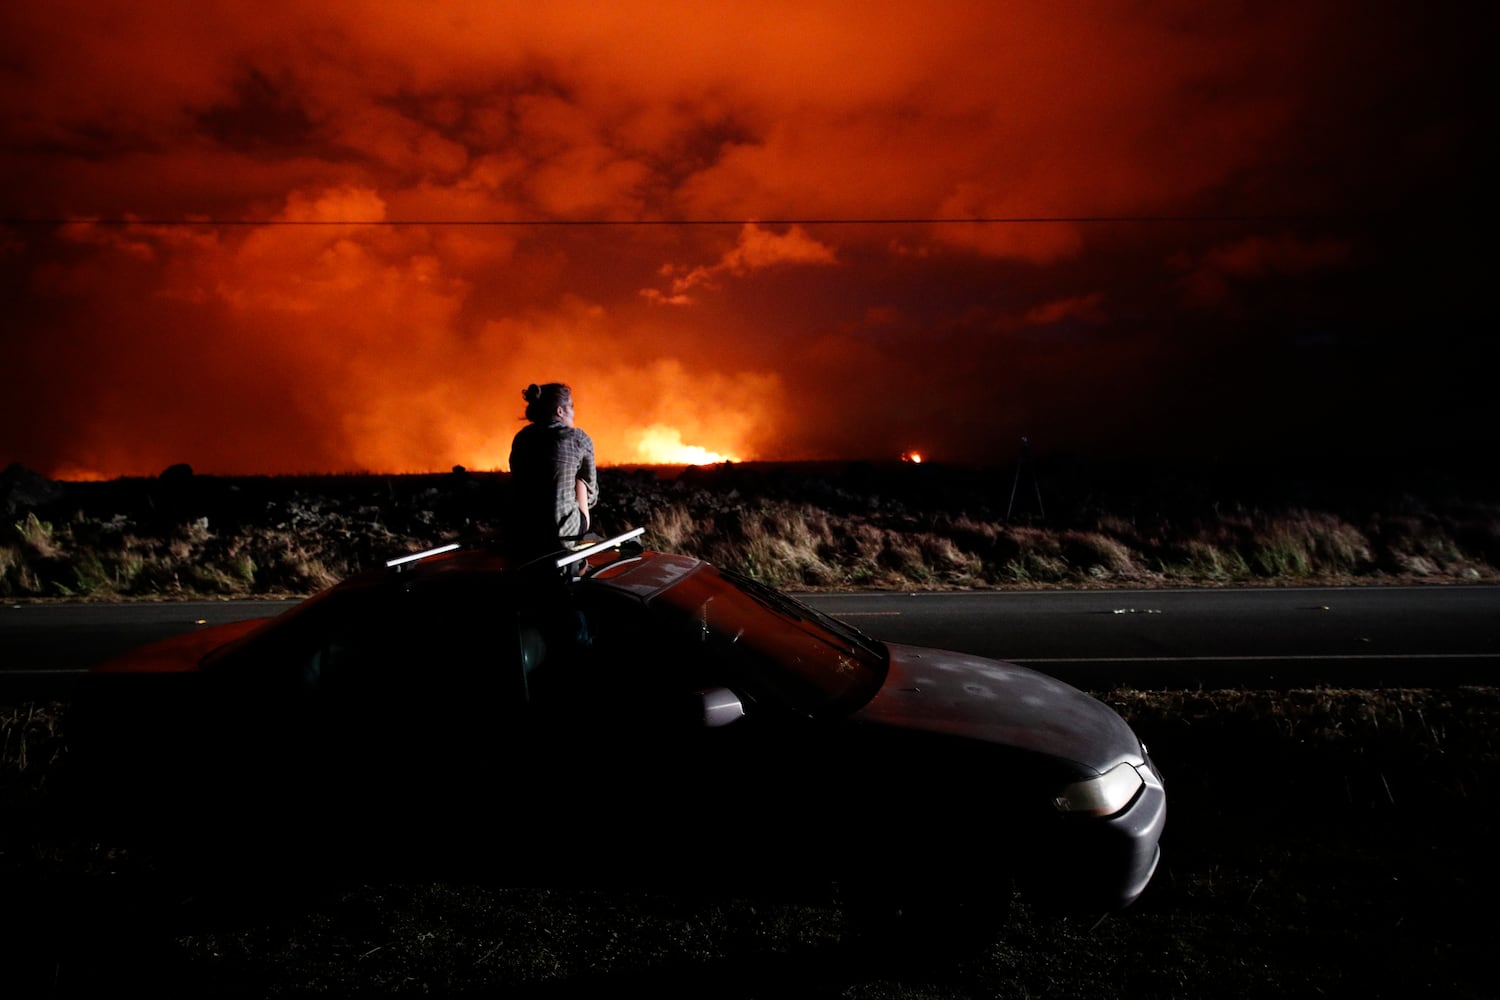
[508,422,598,549]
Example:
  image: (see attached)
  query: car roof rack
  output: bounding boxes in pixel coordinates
[384,526,646,576]
[385,542,461,571]
[555,526,646,571]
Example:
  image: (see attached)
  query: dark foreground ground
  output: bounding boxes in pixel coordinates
[3,686,1497,999]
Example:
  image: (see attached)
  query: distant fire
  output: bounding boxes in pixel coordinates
[48,464,111,482]
[635,425,741,466]
[902,451,923,464]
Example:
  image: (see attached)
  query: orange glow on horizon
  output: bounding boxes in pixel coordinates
[46,464,112,483]
[633,425,742,466]
[902,451,923,464]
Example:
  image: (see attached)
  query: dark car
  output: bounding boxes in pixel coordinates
[68,528,1165,931]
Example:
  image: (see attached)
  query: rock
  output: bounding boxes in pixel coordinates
[0,463,64,517]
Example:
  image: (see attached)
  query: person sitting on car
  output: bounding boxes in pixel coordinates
[506,381,598,566]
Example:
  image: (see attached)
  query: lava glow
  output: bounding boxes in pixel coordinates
[0,4,1486,478]
[635,425,741,467]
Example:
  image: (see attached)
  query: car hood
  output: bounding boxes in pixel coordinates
[851,642,1144,773]
[89,619,265,674]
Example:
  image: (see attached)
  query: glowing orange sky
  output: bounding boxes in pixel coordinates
[0,2,1487,478]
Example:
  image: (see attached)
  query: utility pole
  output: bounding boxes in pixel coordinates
[1006,435,1045,522]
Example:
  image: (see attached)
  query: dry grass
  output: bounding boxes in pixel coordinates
[4,465,1498,600]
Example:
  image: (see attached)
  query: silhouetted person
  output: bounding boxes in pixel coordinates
[507,382,598,565]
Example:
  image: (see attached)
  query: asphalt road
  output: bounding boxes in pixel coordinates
[4,584,1498,696]
[806,583,1500,689]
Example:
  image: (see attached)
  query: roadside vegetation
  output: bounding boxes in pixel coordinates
[3,459,1497,601]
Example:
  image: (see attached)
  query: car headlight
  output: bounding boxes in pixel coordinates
[1053,762,1145,817]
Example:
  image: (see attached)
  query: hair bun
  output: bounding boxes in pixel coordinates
[523,383,540,402]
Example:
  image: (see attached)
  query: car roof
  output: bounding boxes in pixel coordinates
[205,534,668,665]
[364,528,678,599]
[581,550,705,600]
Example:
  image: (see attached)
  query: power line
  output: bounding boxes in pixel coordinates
[0,213,1356,227]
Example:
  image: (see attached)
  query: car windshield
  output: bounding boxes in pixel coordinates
[644,563,887,716]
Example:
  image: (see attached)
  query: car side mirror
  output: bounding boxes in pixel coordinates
[693,687,745,728]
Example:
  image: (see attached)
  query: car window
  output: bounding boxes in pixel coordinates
[629,564,886,716]
[205,577,533,717]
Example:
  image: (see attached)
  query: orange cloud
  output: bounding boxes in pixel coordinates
[1023,292,1106,327]
[1178,235,1354,307]
[0,2,1486,475]
[644,223,837,304]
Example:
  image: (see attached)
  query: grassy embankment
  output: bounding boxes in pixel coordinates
[4,461,1498,600]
